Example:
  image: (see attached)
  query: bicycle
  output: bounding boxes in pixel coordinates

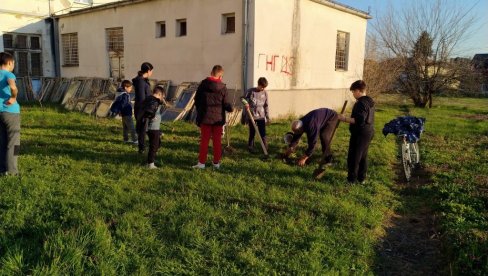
[399,134,420,181]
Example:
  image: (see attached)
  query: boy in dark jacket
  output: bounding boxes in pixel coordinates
[115,80,137,144]
[143,86,166,169]
[193,65,233,169]
[338,80,375,184]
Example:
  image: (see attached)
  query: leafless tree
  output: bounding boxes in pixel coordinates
[369,0,479,107]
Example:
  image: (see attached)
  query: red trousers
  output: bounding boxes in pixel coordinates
[198,124,223,164]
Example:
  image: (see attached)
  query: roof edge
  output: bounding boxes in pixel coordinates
[310,0,372,19]
[54,0,155,18]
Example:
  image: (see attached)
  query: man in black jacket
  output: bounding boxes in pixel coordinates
[338,80,375,184]
[283,108,339,167]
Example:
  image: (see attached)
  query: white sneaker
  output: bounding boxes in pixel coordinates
[132,140,139,145]
[192,162,205,169]
[147,163,157,169]
[212,162,221,169]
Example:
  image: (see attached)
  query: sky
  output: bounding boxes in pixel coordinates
[337,0,488,58]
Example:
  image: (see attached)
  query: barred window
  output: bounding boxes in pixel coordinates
[31,53,42,76]
[3,34,13,48]
[335,31,349,71]
[62,33,79,66]
[17,52,29,76]
[222,13,235,34]
[3,33,42,76]
[30,36,41,49]
[106,27,124,53]
[16,35,28,49]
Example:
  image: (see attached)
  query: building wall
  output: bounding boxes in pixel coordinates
[0,0,119,77]
[58,0,242,86]
[252,0,368,117]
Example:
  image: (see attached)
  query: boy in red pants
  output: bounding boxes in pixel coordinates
[193,65,233,169]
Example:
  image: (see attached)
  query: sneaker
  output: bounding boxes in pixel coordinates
[132,140,139,145]
[192,162,205,169]
[147,163,157,169]
[213,162,221,169]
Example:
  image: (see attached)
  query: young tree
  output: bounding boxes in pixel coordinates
[370,0,478,107]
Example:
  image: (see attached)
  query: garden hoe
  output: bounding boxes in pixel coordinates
[313,100,348,180]
[241,98,269,160]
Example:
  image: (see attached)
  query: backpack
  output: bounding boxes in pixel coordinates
[110,94,125,114]
[142,96,161,119]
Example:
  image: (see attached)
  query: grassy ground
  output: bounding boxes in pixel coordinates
[0,97,485,274]
[405,97,488,275]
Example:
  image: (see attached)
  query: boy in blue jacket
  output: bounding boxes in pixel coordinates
[116,80,137,144]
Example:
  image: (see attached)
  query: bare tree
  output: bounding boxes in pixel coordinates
[363,34,404,99]
[370,0,479,107]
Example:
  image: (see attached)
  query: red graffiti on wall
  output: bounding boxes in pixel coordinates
[258,53,295,76]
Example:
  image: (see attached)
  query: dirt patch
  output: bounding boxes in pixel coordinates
[458,114,488,121]
[375,164,446,275]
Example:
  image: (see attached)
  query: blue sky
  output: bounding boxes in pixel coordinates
[337,0,488,58]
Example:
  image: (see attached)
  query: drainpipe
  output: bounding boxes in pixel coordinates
[242,0,249,96]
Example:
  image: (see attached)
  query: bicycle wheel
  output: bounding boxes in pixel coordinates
[409,142,420,165]
[402,142,412,181]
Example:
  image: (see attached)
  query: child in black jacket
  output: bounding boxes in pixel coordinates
[338,80,375,184]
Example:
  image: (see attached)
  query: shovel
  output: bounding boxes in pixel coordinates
[313,100,348,179]
[241,98,269,159]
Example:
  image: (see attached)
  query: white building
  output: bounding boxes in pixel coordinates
[0,0,121,78]
[56,0,370,117]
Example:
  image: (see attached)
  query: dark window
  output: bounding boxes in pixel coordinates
[156,21,166,38]
[106,28,124,53]
[3,34,13,48]
[3,33,43,76]
[223,14,235,34]
[335,31,349,71]
[177,19,187,37]
[17,52,29,77]
[62,33,79,66]
[31,53,42,76]
[16,35,28,49]
[30,36,41,49]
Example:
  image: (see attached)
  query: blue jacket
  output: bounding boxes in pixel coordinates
[116,92,133,117]
[382,116,425,143]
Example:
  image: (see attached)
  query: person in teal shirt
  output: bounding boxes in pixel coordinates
[0,52,20,175]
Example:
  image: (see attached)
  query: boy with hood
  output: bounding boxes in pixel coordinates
[338,80,375,184]
[192,65,233,169]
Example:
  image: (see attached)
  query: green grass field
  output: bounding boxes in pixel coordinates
[0,96,486,274]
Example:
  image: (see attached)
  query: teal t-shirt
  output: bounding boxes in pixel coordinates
[0,69,20,114]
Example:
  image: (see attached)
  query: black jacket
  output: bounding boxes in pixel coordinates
[350,96,375,134]
[132,75,151,106]
[194,77,233,126]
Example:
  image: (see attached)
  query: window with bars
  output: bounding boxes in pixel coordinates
[335,31,349,71]
[30,36,41,49]
[222,13,235,34]
[3,34,13,48]
[2,33,42,76]
[106,28,124,53]
[176,19,187,37]
[62,33,79,66]
[16,35,28,49]
[156,21,166,38]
